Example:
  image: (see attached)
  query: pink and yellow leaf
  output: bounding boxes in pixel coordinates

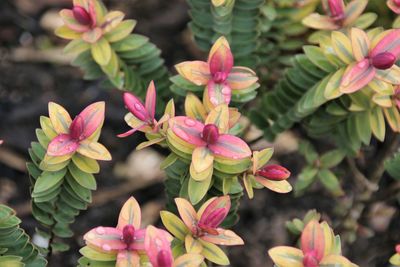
[47,134,79,156]
[268,246,304,267]
[185,93,207,121]
[207,82,231,107]
[343,0,368,26]
[169,117,206,147]
[350,28,370,61]
[78,101,105,138]
[116,250,140,267]
[77,140,112,161]
[319,254,355,267]
[255,177,292,193]
[185,234,203,254]
[208,134,251,160]
[117,196,141,230]
[302,14,338,30]
[226,67,258,90]
[201,229,244,246]
[175,198,198,231]
[84,227,125,253]
[205,104,229,134]
[301,220,325,261]
[48,102,72,134]
[340,60,376,93]
[175,61,210,86]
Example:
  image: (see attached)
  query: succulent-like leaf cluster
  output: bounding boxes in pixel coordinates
[27,102,110,252]
[0,205,47,267]
[269,219,357,267]
[56,0,170,100]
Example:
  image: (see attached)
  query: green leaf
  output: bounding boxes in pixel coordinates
[51,242,69,252]
[188,176,211,205]
[303,45,337,72]
[33,169,66,194]
[105,20,136,43]
[369,106,385,142]
[318,169,344,196]
[91,38,111,66]
[80,246,117,261]
[160,211,188,241]
[64,39,91,55]
[68,163,97,190]
[199,240,230,265]
[319,150,345,169]
[71,153,100,174]
[295,167,318,194]
[298,141,318,164]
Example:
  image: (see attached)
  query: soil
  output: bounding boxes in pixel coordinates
[0,0,398,266]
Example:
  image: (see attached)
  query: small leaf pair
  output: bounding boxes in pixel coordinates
[56,0,136,65]
[45,102,111,162]
[303,0,368,30]
[268,220,358,267]
[161,196,243,266]
[175,36,259,109]
[242,148,292,199]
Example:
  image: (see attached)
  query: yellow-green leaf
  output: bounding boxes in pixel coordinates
[331,31,354,64]
[268,246,304,267]
[199,240,230,266]
[91,37,112,66]
[105,19,136,43]
[160,211,189,241]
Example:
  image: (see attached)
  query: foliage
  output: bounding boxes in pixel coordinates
[0,205,47,267]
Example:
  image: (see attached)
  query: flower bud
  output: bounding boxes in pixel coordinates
[257,164,290,181]
[303,251,319,267]
[156,250,173,267]
[202,124,219,144]
[123,92,150,122]
[328,0,345,20]
[371,52,397,70]
[70,115,85,141]
[122,225,135,245]
[72,6,92,26]
[395,0,400,7]
[396,244,400,254]
[213,71,228,83]
[199,208,227,229]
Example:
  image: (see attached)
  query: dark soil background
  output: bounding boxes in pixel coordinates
[0,0,399,266]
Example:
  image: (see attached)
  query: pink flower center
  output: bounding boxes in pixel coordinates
[202,124,219,144]
[213,71,228,83]
[328,0,345,21]
[122,225,135,246]
[157,250,172,267]
[70,115,85,141]
[256,164,291,181]
[72,6,93,26]
[371,52,397,70]
[303,251,319,267]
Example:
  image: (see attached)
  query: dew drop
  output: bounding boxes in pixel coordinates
[102,244,111,251]
[221,88,230,95]
[184,118,196,127]
[96,227,105,235]
[134,103,144,111]
[357,60,368,68]
[210,97,219,105]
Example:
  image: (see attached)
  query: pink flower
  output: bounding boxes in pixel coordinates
[175,37,258,108]
[83,197,147,266]
[388,0,400,14]
[339,28,400,94]
[46,102,111,161]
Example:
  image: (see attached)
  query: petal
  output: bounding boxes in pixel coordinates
[175,61,211,86]
[191,146,214,174]
[301,220,325,261]
[302,14,338,30]
[77,101,105,139]
[339,59,376,93]
[375,65,400,84]
[350,28,370,61]
[168,116,206,147]
[268,246,304,267]
[205,104,229,134]
[370,29,400,58]
[59,9,90,32]
[116,251,140,267]
[208,134,251,160]
[48,102,72,134]
[77,140,112,161]
[319,254,355,267]
[208,36,233,75]
[185,93,207,122]
[226,66,258,90]
[145,226,173,267]
[255,177,292,193]
[198,196,230,228]
[175,198,198,231]
[47,134,79,156]
[201,228,244,246]
[207,81,231,107]
[343,0,368,26]
[84,227,125,253]
[117,197,141,230]
[145,81,156,121]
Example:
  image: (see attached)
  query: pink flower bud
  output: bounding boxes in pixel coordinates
[396,244,400,254]
[257,164,290,181]
[199,208,227,229]
[328,0,345,20]
[213,72,228,83]
[371,52,397,70]
[303,251,319,267]
[202,124,219,144]
[70,115,85,141]
[72,6,92,26]
[122,225,135,245]
[156,250,173,267]
[123,92,150,122]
